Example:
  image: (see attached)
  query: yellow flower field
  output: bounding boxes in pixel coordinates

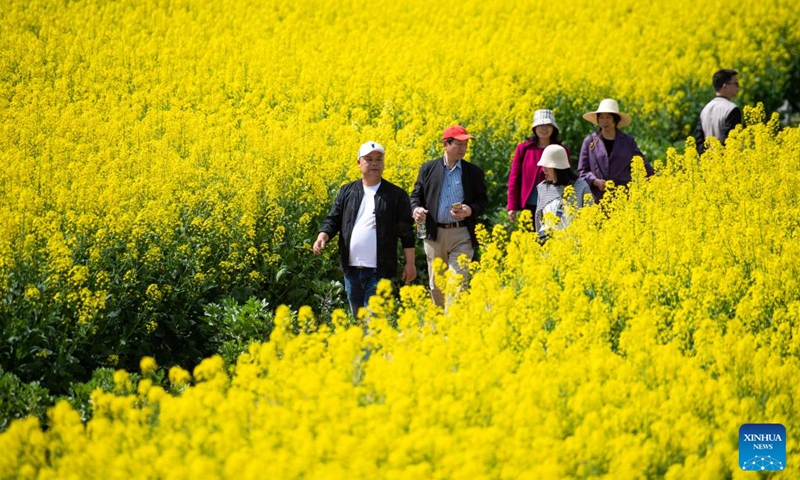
[1,0,799,477]
[2,113,799,478]
[2,0,798,383]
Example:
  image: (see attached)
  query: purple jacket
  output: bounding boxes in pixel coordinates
[577,129,654,201]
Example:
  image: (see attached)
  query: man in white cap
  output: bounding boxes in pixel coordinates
[314,142,417,315]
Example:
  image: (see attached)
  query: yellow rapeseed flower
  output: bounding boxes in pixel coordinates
[139,356,158,376]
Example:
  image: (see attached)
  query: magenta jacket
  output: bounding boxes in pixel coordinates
[507,141,572,211]
[577,130,654,201]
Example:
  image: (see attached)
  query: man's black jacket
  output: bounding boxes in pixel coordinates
[410,157,488,247]
[319,179,415,278]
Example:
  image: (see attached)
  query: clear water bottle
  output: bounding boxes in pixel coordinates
[416,221,427,239]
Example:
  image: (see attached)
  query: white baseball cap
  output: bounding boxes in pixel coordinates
[358,141,385,158]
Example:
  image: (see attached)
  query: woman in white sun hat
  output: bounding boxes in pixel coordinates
[507,109,571,222]
[534,144,592,237]
[577,99,654,202]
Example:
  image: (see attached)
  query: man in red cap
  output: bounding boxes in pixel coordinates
[410,125,488,307]
[314,141,417,315]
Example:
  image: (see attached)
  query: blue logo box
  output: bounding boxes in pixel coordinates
[739,423,786,471]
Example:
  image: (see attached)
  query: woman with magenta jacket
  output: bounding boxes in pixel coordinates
[577,99,654,202]
[507,109,571,222]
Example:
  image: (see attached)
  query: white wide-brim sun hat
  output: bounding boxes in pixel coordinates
[582,99,632,128]
[536,144,570,170]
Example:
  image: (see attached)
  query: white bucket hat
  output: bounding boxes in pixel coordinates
[537,144,570,170]
[532,109,560,130]
[582,99,632,128]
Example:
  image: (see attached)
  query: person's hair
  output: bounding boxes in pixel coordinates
[596,113,621,126]
[712,69,738,91]
[549,167,578,186]
[526,126,561,145]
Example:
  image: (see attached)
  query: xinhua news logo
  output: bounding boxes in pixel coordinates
[739,423,786,471]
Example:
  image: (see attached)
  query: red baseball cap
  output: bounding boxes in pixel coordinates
[441,125,475,141]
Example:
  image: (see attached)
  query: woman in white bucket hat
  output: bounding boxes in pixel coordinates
[534,144,592,237]
[507,109,572,222]
[577,99,654,202]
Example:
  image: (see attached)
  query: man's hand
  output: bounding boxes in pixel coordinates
[413,207,428,223]
[312,233,329,255]
[452,204,472,219]
[402,263,417,284]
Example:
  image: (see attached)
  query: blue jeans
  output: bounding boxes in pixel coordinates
[344,267,379,315]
